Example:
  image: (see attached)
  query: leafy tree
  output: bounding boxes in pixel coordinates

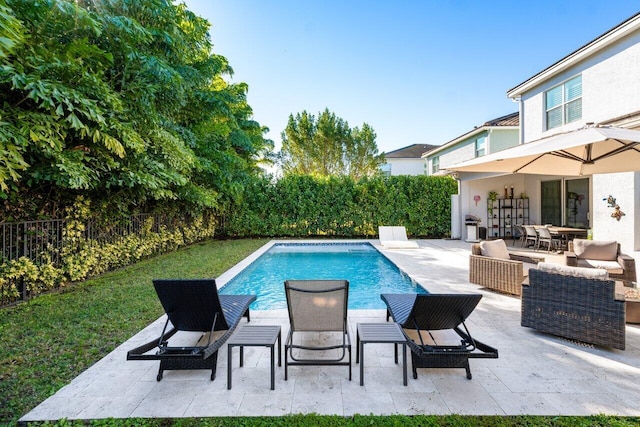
[279,108,384,179]
[0,0,272,221]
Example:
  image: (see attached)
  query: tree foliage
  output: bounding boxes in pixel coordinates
[279,108,384,180]
[0,0,272,221]
[224,175,457,238]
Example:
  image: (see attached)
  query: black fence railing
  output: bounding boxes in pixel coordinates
[1,212,216,307]
[1,219,66,266]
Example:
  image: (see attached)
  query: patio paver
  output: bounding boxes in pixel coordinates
[20,239,640,421]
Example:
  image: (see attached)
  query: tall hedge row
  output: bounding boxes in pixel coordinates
[222,175,458,238]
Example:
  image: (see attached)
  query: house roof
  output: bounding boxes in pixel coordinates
[482,112,520,127]
[423,112,519,158]
[384,144,439,159]
[507,12,640,98]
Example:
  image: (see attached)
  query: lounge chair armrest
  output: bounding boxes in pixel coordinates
[509,253,544,264]
[565,251,578,266]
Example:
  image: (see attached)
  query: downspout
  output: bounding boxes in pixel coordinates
[514,96,524,144]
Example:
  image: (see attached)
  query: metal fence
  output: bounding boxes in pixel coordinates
[0,214,172,265]
[1,219,66,265]
[1,212,214,306]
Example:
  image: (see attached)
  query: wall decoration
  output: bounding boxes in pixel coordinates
[611,205,626,221]
[605,195,616,208]
[604,195,625,221]
[474,195,481,206]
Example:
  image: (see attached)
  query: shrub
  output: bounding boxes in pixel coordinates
[223,174,457,238]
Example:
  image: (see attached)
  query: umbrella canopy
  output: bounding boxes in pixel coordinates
[445,126,640,176]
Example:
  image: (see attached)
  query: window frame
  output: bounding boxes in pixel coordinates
[431,157,439,175]
[475,136,486,158]
[545,74,582,130]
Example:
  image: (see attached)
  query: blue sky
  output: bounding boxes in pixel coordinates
[182,1,639,154]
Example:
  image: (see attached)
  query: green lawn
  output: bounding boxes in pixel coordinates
[1,238,639,427]
[0,238,268,425]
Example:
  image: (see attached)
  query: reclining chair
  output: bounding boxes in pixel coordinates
[381,293,498,379]
[127,279,255,381]
[284,279,352,381]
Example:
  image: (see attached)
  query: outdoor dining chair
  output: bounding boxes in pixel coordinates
[523,225,538,248]
[535,226,562,252]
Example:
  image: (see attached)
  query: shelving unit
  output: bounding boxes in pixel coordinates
[487,198,529,240]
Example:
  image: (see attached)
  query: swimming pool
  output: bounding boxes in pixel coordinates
[219,242,427,310]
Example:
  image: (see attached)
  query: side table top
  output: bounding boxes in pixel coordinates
[228,325,281,346]
[357,322,406,343]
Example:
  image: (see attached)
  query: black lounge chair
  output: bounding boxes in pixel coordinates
[381,293,498,379]
[127,279,255,381]
[284,280,351,381]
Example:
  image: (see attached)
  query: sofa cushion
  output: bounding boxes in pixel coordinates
[537,262,609,280]
[522,262,537,277]
[576,259,624,275]
[479,239,510,260]
[572,239,618,261]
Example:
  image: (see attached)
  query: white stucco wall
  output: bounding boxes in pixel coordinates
[512,26,640,267]
[439,143,475,170]
[520,30,640,143]
[488,129,520,152]
[592,172,640,254]
[385,158,425,176]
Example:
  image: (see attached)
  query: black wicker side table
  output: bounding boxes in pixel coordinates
[227,325,281,390]
[356,322,407,386]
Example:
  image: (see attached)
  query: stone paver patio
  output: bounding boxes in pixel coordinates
[20,239,640,421]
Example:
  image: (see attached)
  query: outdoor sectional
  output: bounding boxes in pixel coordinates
[469,239,544,296]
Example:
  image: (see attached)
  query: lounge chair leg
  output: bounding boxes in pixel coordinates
[465,364,472,380]
[211,368,216,381]
[157,369,163,382]
[284,353,288,381]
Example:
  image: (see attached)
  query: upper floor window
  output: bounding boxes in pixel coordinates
[545,75,582,130]
[475,136,486,157]
[431,157,439,174]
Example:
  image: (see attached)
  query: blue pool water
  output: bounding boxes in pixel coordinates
[219,242,427,310]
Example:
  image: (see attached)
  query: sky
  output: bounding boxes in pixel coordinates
[181,1,639,154]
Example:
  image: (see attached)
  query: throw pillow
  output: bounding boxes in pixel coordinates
[537,262,609,280]
[573,239,618,261]
[479,239,510,260]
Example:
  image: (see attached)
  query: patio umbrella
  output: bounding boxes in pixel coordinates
[445,126,640,176]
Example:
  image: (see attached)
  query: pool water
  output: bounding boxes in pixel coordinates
[219,242,427,310]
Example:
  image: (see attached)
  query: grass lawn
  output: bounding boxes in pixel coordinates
[1,237,639,426]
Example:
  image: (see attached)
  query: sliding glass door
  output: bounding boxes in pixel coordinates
[541,180,561,225]
[540,178,590,227]
[565,178,589,228]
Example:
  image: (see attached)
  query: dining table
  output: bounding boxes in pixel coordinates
[543,226,588,251]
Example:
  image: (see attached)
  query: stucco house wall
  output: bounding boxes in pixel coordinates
[592,172,640,253]
[425,114,519,240]
[509,14,640,257]
[385,158,425,176]
[519,29,640,143]
[489,129,520,152]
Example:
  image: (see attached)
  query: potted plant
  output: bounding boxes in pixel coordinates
[487,191,498,215]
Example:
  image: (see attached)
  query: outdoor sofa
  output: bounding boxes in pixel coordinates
[521,263,625,350]
[469,239,544,295]
[566,239,637,286]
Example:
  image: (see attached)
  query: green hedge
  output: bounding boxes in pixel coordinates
[223,175,458,238]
